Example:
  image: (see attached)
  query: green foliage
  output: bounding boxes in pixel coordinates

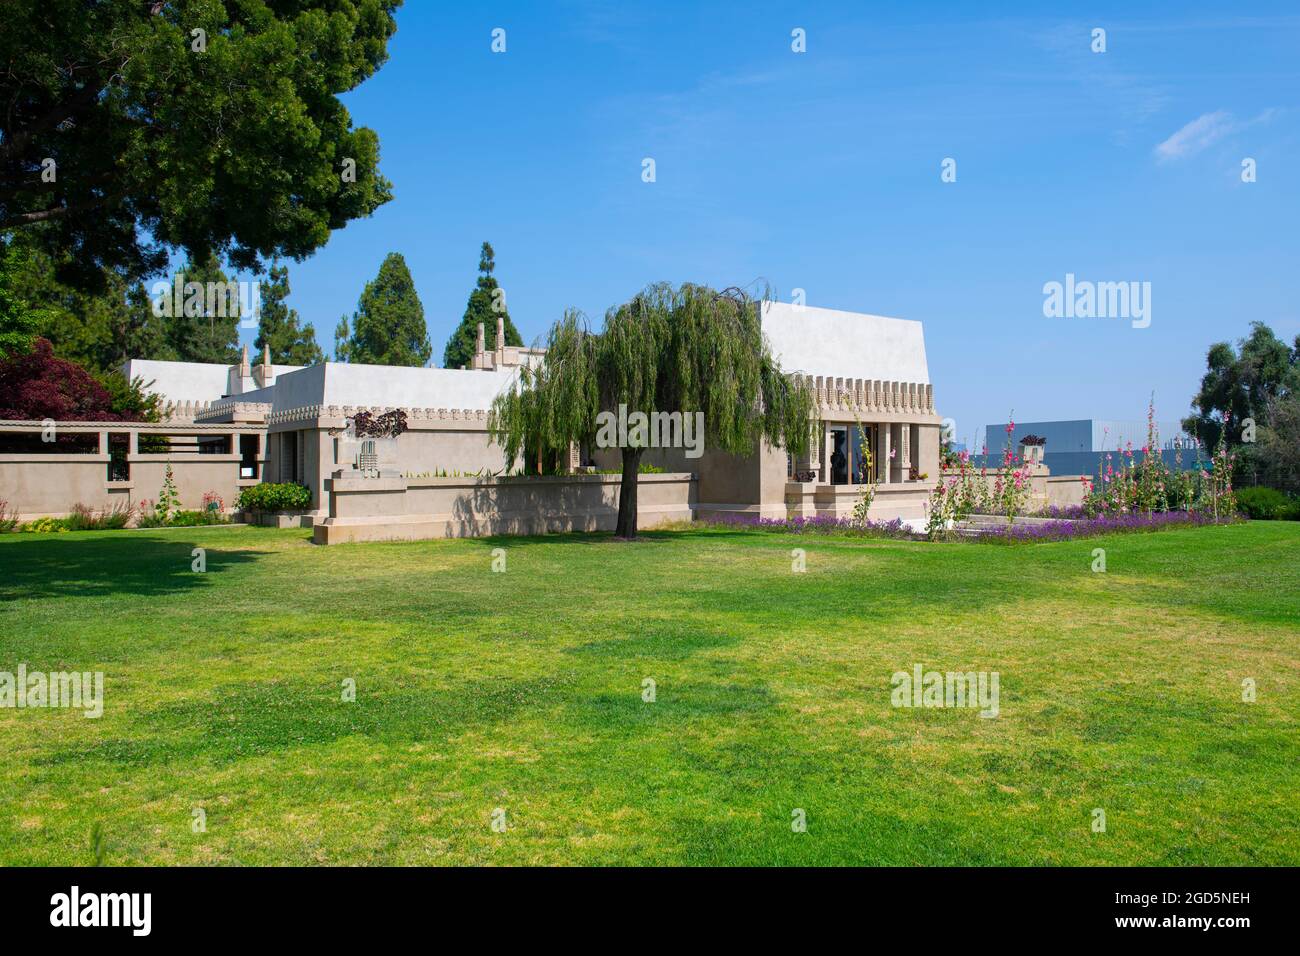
[490,283,817,537]
[254,262,325,366]
[160,256,241,364]
[1256,395,1300,495]
[21,516,70,533]
[0,499,17,533]
[594,463,666,474]
[344,253,431,366]
[66,503,132,531]
[95,370,162,422]
[0,0,398,288]
[1235,486,1300,520]
[333,315,351,362]
[166,509,230,527]
[0,238,47,355]
[1184,322,1300,452]
[236,482,312,513]
[442,242,524,369]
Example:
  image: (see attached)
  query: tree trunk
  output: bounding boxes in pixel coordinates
[614,447,643,539]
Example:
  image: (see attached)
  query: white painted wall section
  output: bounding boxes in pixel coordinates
[269,362,523,412]
[761,302,930,383]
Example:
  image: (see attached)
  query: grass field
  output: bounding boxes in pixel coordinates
[0,521,1296,866]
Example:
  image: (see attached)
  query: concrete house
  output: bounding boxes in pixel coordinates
[1,304,945,538]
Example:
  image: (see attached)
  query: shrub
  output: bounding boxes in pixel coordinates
[167,509,229,527]
[0,499,18,533]
[236,482,312,512]
[22,516,70,533]
[66,502,132,531]
[1236,486,1300,520]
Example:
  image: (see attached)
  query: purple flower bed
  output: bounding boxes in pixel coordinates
[1032,504,1089,520]
[975,510,1235,542]
[700,512,919,539]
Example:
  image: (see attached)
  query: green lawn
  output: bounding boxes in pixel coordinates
[0,521,1296,866]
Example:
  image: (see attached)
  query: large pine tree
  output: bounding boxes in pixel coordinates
[254,262,324,366]
[161,255,241,365]
[443,242,523,369]
[344,252,431,366]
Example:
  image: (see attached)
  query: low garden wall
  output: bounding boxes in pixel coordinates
[939,466,1088,511]
[0,420,263,519]
[783,481,934,522]
[313,472,698,544]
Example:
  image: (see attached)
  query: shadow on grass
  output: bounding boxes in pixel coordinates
[37,675,575,769]
[0,533,264,602]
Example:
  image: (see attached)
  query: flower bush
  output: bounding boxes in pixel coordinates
[977,510,1234,543]
[1083,400,1236,520]
[66,502,131,531]
[927,416,1032,537]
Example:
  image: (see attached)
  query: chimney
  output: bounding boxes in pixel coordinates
[254,345,274,388]
[474,322,487,369]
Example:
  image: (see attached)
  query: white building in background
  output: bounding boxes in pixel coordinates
[3,306,956,530]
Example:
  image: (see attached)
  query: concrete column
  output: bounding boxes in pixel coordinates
[822,422,833,482]
[877,424,890,484]
[890,423,904,483]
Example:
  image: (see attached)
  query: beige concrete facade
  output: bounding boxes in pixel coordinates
[313,472,696,544]
[0,420,265,519]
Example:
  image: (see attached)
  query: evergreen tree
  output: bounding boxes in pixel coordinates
[160,255,242,365]
[345,253,431,366]
[3,234,165,370]
[443,242,523,369]
[333,316,351,362]
[1,1,397,290]
[254,262,324,366]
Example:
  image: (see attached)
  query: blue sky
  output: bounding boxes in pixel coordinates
[238,0,1300,453]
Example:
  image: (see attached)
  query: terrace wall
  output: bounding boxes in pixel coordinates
[314,472,697,544]
[0,421,265,519]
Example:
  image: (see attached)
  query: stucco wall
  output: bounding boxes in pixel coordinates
[762,302,931,383]
[0,434,262,519]
[314,472,697,544]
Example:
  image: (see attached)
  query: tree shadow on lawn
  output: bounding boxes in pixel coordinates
[36,674,576,771]
[0,533,264,603]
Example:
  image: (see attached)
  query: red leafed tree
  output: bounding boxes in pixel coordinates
[0,338,130,421]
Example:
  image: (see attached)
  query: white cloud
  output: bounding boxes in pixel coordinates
[1154,111,1233,161]
[1154,108,1278,162]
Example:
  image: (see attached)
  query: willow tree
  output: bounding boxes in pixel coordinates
[490,283,817,539]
